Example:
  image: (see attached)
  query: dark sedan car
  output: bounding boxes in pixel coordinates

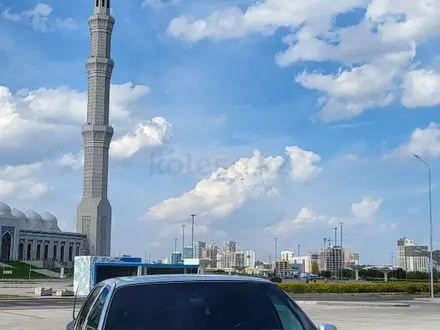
[67,274,338,330]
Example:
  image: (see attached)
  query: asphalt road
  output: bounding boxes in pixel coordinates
[0,298,84,310]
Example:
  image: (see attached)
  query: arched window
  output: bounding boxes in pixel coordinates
[69,245,73,262]
[44,244,49,260]
[53,245,58,261]
[27,243,32,260]
[60,245,65,263]
[75,245,80,257]
[18,242,24,261]
[36,244,41,260]
[0,233,12,262]
[107,0,110,8]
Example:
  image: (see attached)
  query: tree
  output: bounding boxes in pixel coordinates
[311,261,319,275]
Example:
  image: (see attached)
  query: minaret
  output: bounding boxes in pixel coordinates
[76,0,114,256]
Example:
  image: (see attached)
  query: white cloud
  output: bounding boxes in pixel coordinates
[391,123,440,158]
[0,162,53,200]
[142,0,180,9]
[351,197,382,221]
[56,152,84,171]
[57,117,172,169]
[402,69,440,108]
[167,0,440,121]
[285,146,322,181]
[0,82,157,151]
[1,3,77,32]
[265,207,339,237]
[110,117,173,158]
[148,149,285,221]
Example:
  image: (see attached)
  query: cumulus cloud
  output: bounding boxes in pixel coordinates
[0,82,170,164]
[390,123,440,159]
[265,207,339,237]
[110,117,173,158]
[0,162,53,200]
[167,0,440,121]
[147,145,324,222]
[148,150,286,221]
[1,3,77,32]
[285,146,322,181]
[401,69,440,108]
[351,197,382,221]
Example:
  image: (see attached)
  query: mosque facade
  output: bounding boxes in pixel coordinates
[0,201,86,264]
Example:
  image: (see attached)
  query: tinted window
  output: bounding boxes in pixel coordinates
[75,285,102,329]
[104,281,314,330]
[86,286,110,329]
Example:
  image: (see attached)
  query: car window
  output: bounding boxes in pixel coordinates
[103,281,314,330]
[75,285,102,329]
[86,286,111,330]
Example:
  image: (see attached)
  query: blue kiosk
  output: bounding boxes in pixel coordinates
[74,256,199,295]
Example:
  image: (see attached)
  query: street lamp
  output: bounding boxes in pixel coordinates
[413,154,434,299]
[190,214,196,258]
[182,224,186,260]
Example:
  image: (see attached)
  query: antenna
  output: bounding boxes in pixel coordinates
[72,285,80,320]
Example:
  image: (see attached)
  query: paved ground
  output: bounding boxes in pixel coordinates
[0,301,438,329]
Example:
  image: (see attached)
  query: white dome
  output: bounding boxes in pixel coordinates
[24,210,44,230]
[0,201,12,216]
[40,212,61,231]
[10,208,28,228]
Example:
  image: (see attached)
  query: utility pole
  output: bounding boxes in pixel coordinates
[297,244,300,257]
[182,224,186,260]
[274,237,278,276]
[340,222,343,280]
[174,238,177,253]
[413,154,435,299]
[190,214,196,258]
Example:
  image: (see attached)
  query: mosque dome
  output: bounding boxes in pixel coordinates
[0,201,12,217]
[24,211,44,230]
[10,208,28,229]
[40,212,61,231]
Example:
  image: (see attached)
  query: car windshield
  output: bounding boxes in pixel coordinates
[103,280,316,330]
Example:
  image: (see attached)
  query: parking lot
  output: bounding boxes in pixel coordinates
[0,302,438,330]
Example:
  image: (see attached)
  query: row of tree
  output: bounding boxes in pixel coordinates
[314,264,439,281]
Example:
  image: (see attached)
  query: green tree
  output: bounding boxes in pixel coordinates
[311,261,319,275]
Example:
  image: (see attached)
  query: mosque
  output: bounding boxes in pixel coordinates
[0,201,86,264]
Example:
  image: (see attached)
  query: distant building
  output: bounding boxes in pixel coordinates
[280,250,294,262]
[183,246,193,259]
[193,241,206,259]
[243,250,256,268]
[397,238,429,272]
[170,251,182,264]
[346,252,360,265]
[320,246,344,275]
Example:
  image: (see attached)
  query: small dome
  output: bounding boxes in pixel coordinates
[0,201,11,216]
[11,208,28,228]
[24,210,44,230]
[40,212,61,231]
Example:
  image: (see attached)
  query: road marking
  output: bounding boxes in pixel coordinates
[0,310,46,319]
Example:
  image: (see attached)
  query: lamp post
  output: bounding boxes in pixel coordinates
[182,224,186,260]
[413,154,434,299]
[190,214,196,258]
[274,237,278,276]
[340,222,344,280]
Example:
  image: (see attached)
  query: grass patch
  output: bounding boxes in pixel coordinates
[1,262,49,279]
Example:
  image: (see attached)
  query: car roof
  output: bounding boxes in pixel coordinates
[101,274,271,288]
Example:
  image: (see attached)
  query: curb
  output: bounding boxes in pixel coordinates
[297,301,411,307]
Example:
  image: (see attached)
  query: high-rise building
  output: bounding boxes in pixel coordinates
[225,241,237,253]
[243,250,256,268]
[76,0,115,256]
[320,246,344,275]
[183,246,193,259]
[170,251,182,264]
[397,238,429,272]
[194,241,206,259]
[280,250,294,262]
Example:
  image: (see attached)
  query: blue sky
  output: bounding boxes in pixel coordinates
[0,0,439,264]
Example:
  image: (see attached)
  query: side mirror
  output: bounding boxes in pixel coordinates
[318,324,338,330]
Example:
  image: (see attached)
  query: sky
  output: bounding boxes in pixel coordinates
[0,0,439,265]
